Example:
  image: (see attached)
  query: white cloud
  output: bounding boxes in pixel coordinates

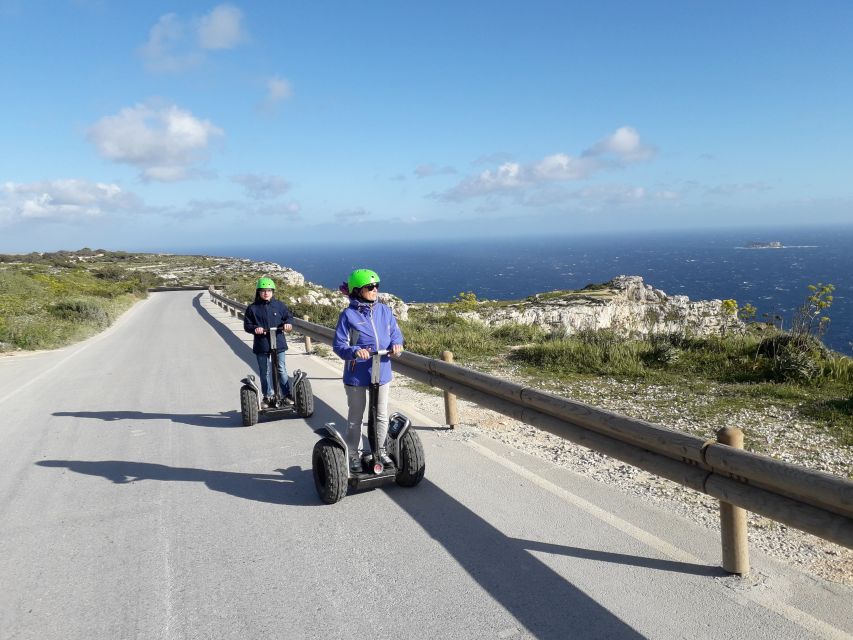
[0,179,140,224]
[139,13,202,72]
[532,153,595,181]
[440,162,525,200]
[258,76,294,112]
[437,126,657,202]
[414,164,456,178]
[88,103,224,181]
[574,185,649,204]
[335,208,371,224]
[253,202,301,217]
[232,174,291,199]
[706,182,771,196]
[267,77,293,102]
[167,198,301,219]
[139,4,247,72]
[585,126,655,162]
[197,4,246,49]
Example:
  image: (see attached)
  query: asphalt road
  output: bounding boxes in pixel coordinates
[0,291,850,640]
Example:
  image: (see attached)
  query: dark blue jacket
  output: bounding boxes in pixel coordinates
[243,298,293,354]
[333,299,404,386]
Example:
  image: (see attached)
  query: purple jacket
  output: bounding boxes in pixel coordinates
[333,299,404,386]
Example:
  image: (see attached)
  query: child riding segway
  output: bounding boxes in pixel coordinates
[239,276,314,425]
[311,269,425,503]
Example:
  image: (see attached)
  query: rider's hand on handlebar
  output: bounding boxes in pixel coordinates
[254,327,266,335]
[355,348,371,360]
[282,323,293,333]
[390,344,403,357]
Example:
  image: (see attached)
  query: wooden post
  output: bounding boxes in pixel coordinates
[717,426,750,575]
[441,350,458,429]
[303,316,313,354]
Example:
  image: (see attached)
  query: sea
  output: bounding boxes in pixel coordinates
[182,225,853,355]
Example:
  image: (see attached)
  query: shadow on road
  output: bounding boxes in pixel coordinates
[387,479,722,638]
[53,410,244,428]
[36,460,318,506]
[192,293,257,370]
[517,538,727,577]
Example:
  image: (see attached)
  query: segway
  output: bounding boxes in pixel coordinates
[240,326,314,426]
[312,350,426,504]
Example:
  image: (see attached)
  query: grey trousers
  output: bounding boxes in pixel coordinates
[344,383,390,457]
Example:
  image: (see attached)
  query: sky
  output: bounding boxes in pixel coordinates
[1,1,852,253]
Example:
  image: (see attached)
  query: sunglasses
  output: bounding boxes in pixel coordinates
[362,283,379,291]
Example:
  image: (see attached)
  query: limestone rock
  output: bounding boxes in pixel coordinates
[457,275,739,338]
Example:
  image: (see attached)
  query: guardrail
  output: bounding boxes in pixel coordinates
[207,286,853,572]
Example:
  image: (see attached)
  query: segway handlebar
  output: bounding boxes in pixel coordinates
[356,349,391,359]
[259,324,289,334]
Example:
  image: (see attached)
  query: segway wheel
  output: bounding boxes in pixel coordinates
[240,385,258,426]
[395,429,425,487]
[294,378,314,418]
[312,438,348,504]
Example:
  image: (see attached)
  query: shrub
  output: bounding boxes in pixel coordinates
[645,333,680,366]
[491,322,547,345]
[513,330,647,377]
[49,297,110,327]
[449,291,479,313]
[94,265,127,281]
[401,311,496,360]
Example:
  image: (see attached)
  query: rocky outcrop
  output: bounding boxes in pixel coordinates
[134,256,306,287]
[458,275,739,338]
[293,289,409,321]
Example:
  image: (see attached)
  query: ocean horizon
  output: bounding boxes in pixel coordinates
[168,225,853,356]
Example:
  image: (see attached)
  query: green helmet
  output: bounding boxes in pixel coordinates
[347,269,380,293]
[256,277,276,290]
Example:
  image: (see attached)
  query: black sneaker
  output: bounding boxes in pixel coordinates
[378,450,393,466]
[262,396,274,407]
[283,395,295,406]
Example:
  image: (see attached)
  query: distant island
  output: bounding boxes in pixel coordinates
[745,241,784,249]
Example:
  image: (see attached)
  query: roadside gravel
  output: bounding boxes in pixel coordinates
[312,345,852,586]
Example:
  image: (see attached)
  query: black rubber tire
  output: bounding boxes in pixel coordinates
[294,378,314,418]
[240,386,258,426]
[395,429,425,487]
[312,439,348,504]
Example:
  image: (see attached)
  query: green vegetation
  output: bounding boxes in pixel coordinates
[0,249,160,351]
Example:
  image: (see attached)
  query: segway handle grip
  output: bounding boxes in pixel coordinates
[260,324,287,334]
[356,349,389,359]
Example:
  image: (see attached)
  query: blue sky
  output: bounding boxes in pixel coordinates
[1,1,852,252]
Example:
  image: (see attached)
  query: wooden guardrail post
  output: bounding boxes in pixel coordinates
[303,316,313,354]
[441,350,459,429]
[718,426,750,575]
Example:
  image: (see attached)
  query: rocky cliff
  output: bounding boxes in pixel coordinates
[451,275,739,338]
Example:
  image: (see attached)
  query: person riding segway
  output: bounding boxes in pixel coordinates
[310,269,425,503]
[239,276,314,425]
